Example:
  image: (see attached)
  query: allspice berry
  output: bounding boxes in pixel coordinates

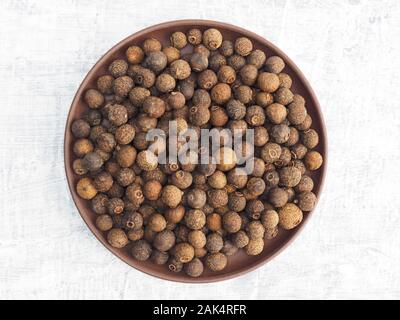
[208,170,227,189]
[154,230,176,252]
[109,59,128,78]
[304,151,323,171]
[210,105,229,127]
[184,258,204,277]
[136,150,158,171]
[246,221,265,240]
[91,194,109,215]
[93,171,113,193]
[265,56,285,74]
[82,152,104,173]
[297,191,317,212]
[222,211,241,233]
[245,238,264,256]
[245,105,266,126]
[287,102,307,125]
[257,72,280,93]
[245,199,264,219]
[255,91,274,107]
[207,189,229,208]
[148,213,167,232]
[235,37,253,56]
[271,124,291,144]
[170,31,187,49]
[247,49,266,69]
[107,198,124,215]
[206,232,224,253]
[143,180,162,201]
[206,252,227,271]
[302,129,319,149]
[266,103,287,124]
[72,119,90,138]
[187,188,207,209]
[171,170,193,189]
[165,205,185,224]
[84,89,104,109]
[97,75,114,95]
[261,143,282,164]
[96,132,116,153]
[128,229,144,241]
[211,83,232,104]
[73,139,94,158]
[232,230,249,248]
[274,87,294,106]
[126,45,144,64]
[228,192,247,212]
[113,76,134,98]
[228,54,246,71]
[96,215,113,232]
[73,159,88,176]
[261,210,280,229]
[187,28,202,45]
[188,230,207,249]
[144,51,168,73]
[115,124,135,145]
[218,65,236,84]
[227,168,248,189]
[279,73,292,88]
[143,38,162,54]
[268,187,289,208]
[198,69,218,90]
[168,257,184,273]
[151,250,169,265]
[170,59,191,80]
[216,147,237,171]
[185,209,206,230]
[107,104,128,126]
[203,28,223,50]
[174,243,195,263]
[246,177,266,197]
[167,91,186,109]
[279,166,302,187]
[279,203,303,230]
[226,99,246,120]
[240,64,258,86]
[234,85,253,104]
[219,40,234,57]
[116,145,137,168]
[163,46,180,64]
[122,212,143,230]
[161,185,183,208]
[143,96,166,118]
[295,175,314,193]
[207,213,222,231]
[107,228,129,248]
[155,73,176,93]
[190,52,209,72]
[131,240,152,261]
[296,114,312,131]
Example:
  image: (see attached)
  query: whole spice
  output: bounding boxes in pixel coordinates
[184,258,204,277]
[131,240,152,261]
[107,228,129,248]
[206,252,227,271]
[304,151,323,171]
[297,191,317,212]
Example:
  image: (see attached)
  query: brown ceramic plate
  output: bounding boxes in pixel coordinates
[64,20,327,283]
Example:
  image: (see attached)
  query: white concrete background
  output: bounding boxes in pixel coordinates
[0,0,399,300]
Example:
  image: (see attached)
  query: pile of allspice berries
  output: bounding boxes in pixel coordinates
[71,27,323,278]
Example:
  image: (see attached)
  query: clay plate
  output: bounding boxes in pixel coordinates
[64,20,327,283]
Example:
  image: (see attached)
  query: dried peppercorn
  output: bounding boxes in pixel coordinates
[266,103,287,124]
[211,83,232,104]
[143,96,166,118]
[83,152,103,172]
[163,46,180,64]
[219,40,234,57]
[97,75,114,95]
[114,124,135,145]
[109,59,128,78]
[122,212,143,231]
[170,31,187,49]
[216,147,237,172]
[144,51,168,74]
[143,180,162,201]
[206,252,227,271]
[222,241,238,256]
[235,37,253,56]
[279,203,303,230]
[89,125,107,142]
[304,151,323,171]
[209,105,229,127]
[228,54,246,71]
[245,238,264,256]
[268,187,289,208]
[168,257,183,273]
[96,214,113,232]
[91,194,109,215]
[255,91,273,107]
[234,85,253,104]
[170,59,191,80]
[72,119,90,138]
[228,192,246,212]
[165,205,185,225]
[245,199,264,219]
[131,239,152,261]
[84,110,102,127]
[245,105,265,126]
[261,209,279,229]
[192,88,211,108]
[240,64,258,86]
[84,89,104,109]
[279,166,302,188]
[148,213,167,233]
[187,28,202,45]
[153,230,176,252]
[207,170,227,189]
[206,232,224,253]
[113,76,134,98]
[106,197,124,215]
[297,191,317,212]
[218,65,236,84]
[227,168,248,189]
[265,56,285,74]
[295,175,314,193]
[173,242,195,263]
[185,209,206,230]
[125,184,144,206]
[271,124,291,144]
[136,150,158,171]
[130,66,156,88]
[302,129,319,149]
[222,211,241,233]
[161,185,183,208]
[274,87,294,106]
[93,171,113,193]
[285,127,300,147]
[247,49,266,69]
[257,72,280,93]
[253,126,269,147]
[187,188,207,209]
[263,170,280,188]
[207,189,229,208]
[203,28,223,50]
[107,228,129,248]
[197,69,218,90]
[155,73,176,93]
[188,230,207,249]
[184,258,204,277]
[261,143,282,164]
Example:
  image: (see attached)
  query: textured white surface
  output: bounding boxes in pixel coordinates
[1,0,400,300]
